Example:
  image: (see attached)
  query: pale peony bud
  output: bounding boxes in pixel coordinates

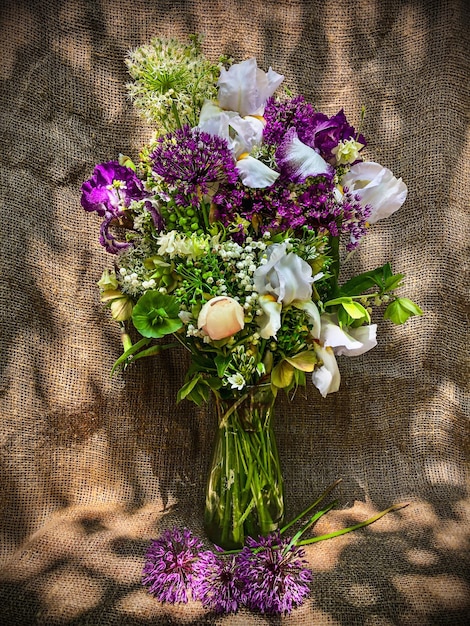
[197,296,245,340]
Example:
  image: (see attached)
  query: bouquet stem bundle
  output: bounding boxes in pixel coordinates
[205,385,283,549]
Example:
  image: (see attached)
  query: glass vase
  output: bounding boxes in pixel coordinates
[204,384,284,549]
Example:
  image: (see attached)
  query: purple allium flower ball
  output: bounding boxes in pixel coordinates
[81,160,147,217]
[150,125,239,198]
[192,551,245,613]
[142,527,204,604]
[235,531,313,615]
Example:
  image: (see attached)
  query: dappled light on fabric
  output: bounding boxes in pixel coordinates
[0,0,468,624]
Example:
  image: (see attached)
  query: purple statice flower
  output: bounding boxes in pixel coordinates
[142,527,203,604]
[306,109,367,163]
[150,125,239,205]
[235,531,313,615]
[81,160,147,217]
[263,95,317,146]
[192,550,245,614]
[340,188,372,250]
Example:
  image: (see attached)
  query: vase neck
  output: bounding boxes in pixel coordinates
[216,384,276,430]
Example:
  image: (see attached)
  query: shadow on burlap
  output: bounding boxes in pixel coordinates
[0,0,468,624]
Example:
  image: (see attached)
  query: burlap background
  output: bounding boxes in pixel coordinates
[0,0,468,623]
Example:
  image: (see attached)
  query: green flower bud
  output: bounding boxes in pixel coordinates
[110,297,134,321]
[97,269,118,292]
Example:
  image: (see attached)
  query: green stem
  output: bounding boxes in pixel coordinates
[219,502,409,556]
[284,501,338,554]
[204,387,283,548]
[298,502,410,545]
[200,198,211,232]
[171,100,183,129]
[328,235,340,294]
[281,479,342,534]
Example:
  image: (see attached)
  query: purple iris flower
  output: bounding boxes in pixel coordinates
[81,161,148,253]
[307,109,366,162]
[263,98,366,164]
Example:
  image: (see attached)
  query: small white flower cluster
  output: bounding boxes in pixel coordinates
[125,36,221,132]
[157,230,217,260]
[214,238,268,304]
[223,344,265,390]
[117,246,164,297]
[119,267,143,297]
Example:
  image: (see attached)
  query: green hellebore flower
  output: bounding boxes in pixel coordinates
[132,290,183,339]
[384,297,423,325]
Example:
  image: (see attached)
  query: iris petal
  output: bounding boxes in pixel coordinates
[236,155,280,188]
[276,128,334,182]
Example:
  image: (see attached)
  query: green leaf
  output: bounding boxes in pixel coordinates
[130,343,179,363]
[204,377,223,390]
[285,350,317,372]
[339,263,393,296]
[293,368,306,388]
[342,300,369,321]
[132,290,183,339]
[281,479,343,534]
[111,339,178,375]
[324,296,353,308]
[177,375,202,402]
[326,297,370,326]
[383,273,405,292]
[298,503,410,545]
[271,360,294,388]
[215,353,232,378]
[111,338,151,375]
[384,297,423,325]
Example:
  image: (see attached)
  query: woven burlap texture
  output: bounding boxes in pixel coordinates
[0,0,468,624]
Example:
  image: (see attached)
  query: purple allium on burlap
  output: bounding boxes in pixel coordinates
[235,531,313,615]
[150,125,239,203]
[142,527,203,604]
[192,550,245,613]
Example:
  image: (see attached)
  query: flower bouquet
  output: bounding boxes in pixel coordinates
[81,36,421,554]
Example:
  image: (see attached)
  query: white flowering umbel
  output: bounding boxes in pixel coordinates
[126,35,229,134]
